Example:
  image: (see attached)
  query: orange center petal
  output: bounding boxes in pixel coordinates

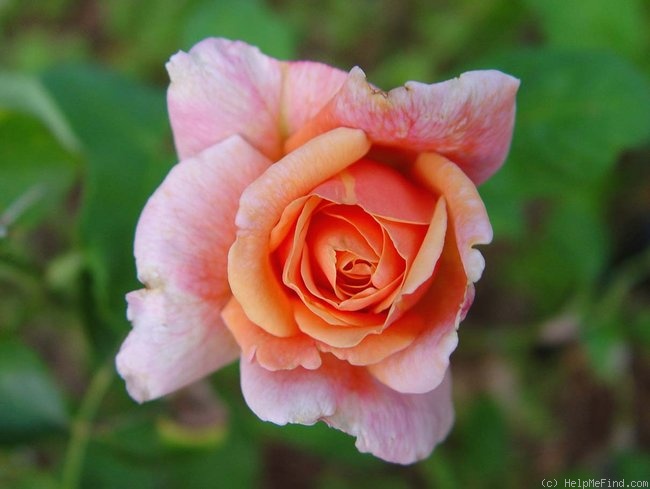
[228,128,371,337]
[266,157,445,350]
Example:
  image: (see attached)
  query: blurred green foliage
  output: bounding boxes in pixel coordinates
[1,0,649,488]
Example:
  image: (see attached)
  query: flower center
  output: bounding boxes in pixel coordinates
[336,252,376,294]
[269,159,438,327]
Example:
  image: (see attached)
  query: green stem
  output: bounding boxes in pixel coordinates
[61,361,114,489]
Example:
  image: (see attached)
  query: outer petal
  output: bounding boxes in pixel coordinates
[293,299,384,348]
[133,136,272,301]
[167,38,347,161]
[222,297,321,371]
[240,355,454,464]
[287,67,519,184]
[117,290,238,403]
[316,307,428,365]
[116,136,271,401]
[282,61,348,136]
[228,128,371,337]
[167,38,284,160]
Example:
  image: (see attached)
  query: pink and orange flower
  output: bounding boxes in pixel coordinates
[116,38,518,464]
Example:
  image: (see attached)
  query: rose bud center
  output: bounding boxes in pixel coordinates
[271,159,438,327]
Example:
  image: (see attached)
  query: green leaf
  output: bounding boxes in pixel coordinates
[479,163,526,240]
[527,0,648,64]
[0,471,60,489]
[615,450,650,480]
[183,0,297,59]
[371,49,435,90]
[480,48,650,244]
[81,442,160,489]
[0,114,77,229]
[164,436,261,489]
[456,396,509,485]
[0,72,80,153]
[0,338,68,442]
[420,448,459,489]
[630,308,650,346]
[102,0,191,77]
[317,471,412,489]
[508,194,609,312]
[506,49,648,190]
[41,65,173,351]
[582,318,627,382]
[479,50,650,311]
[83,418,261,489]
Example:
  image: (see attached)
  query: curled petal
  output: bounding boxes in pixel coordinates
[379,196,448,328]
[222,298,321,371]
[412,152,492,283]
[317,307,427,365]
[229,127,371,337]
[240,355,454,464]
[293,300,384,348]
[269,196,312,252]
[300,210,379,301]
[116,136,270,401]
[287,67,519,184]
[400,196,447,295]
[368,227,466,394]
[378,219,428,264]
[311,159,436,223]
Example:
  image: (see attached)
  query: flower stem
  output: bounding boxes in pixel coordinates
[61,361,114,489]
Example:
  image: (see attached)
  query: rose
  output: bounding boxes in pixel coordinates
[116,38,518,464]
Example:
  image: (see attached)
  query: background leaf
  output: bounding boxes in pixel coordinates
[0,72,80,153]
[41,64,173,350]
[0,338,68,443]
[526,0,648,65]
[477,49,650,312]
[0,114,77,228]
[182,0,297,59]
[481,49,650,215]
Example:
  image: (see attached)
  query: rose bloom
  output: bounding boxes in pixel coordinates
[116,38,518,464]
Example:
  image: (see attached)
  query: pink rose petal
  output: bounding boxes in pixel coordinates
[311,159,436,224]
[287,67,519,184]
[117,289,238,402]
[222,297,322,371]
[116,136,270,401]
[240,355,454,464]
[167,38,347,161]
[167,38,284,160]
[282,61,348,136]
